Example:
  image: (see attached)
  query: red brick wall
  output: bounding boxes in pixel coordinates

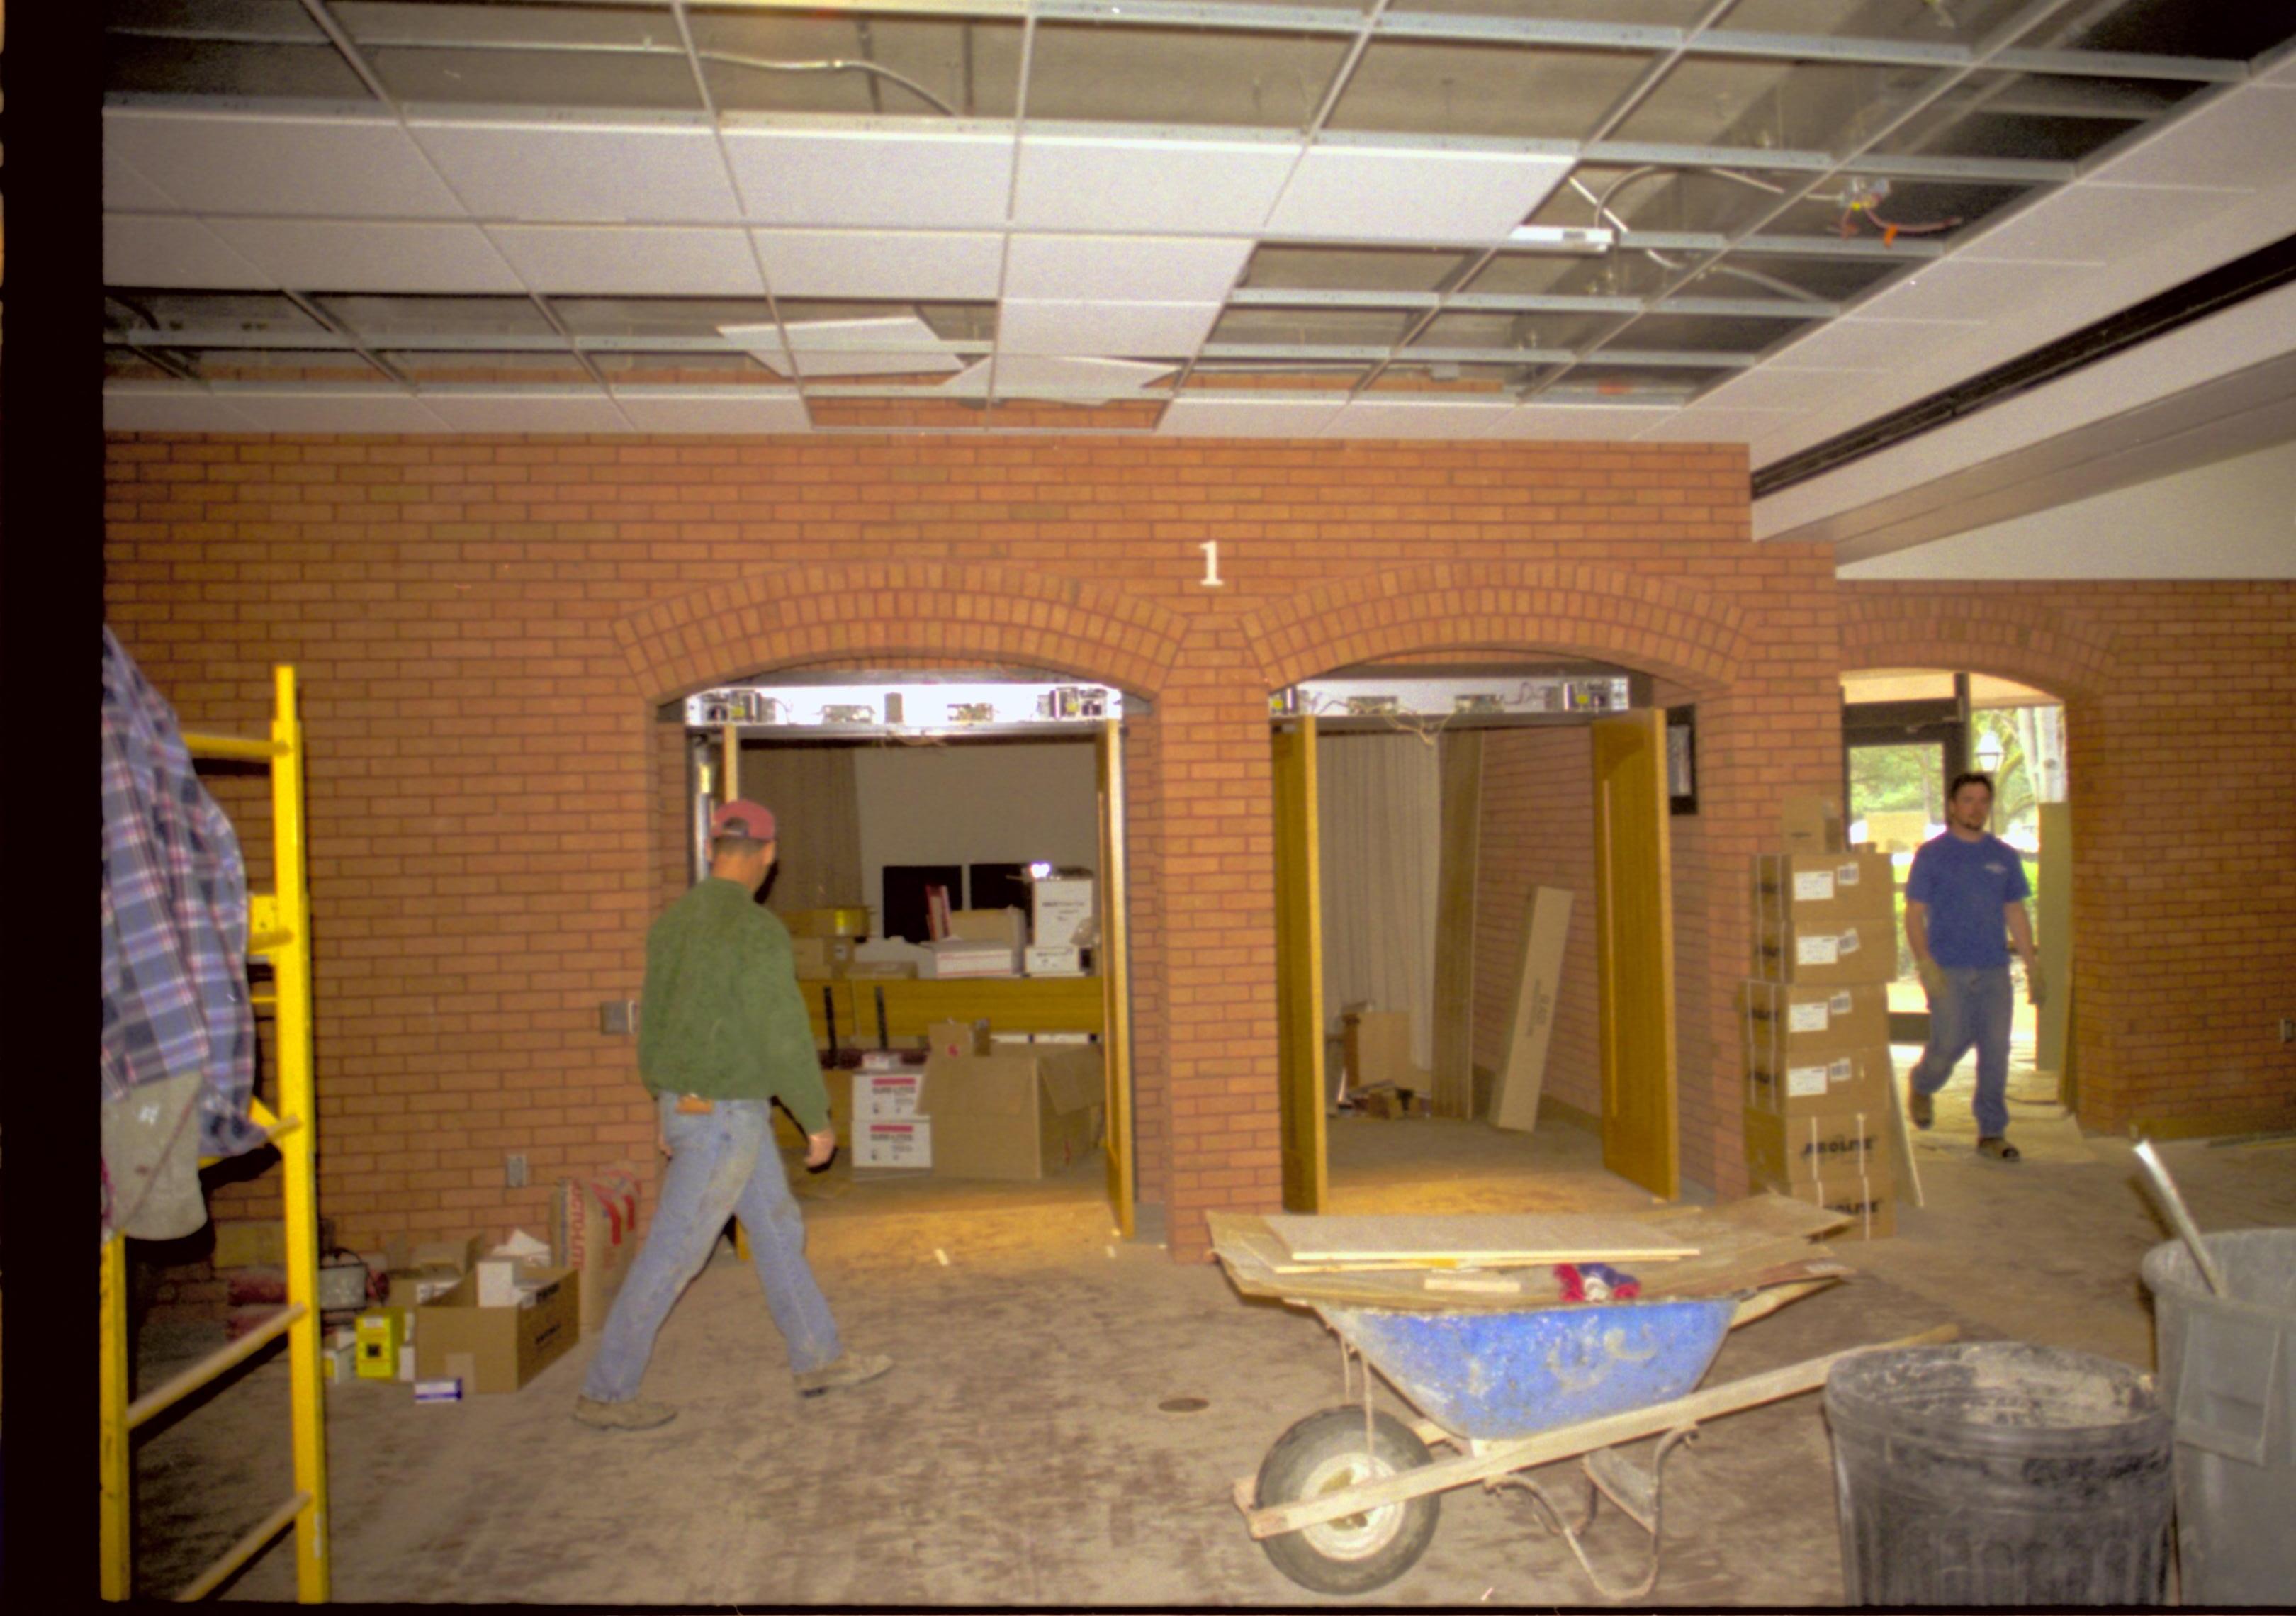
[1840,580,2296,1135]
[108,431,1857,1262]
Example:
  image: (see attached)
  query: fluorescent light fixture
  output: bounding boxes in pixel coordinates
[1506,225,1615,253]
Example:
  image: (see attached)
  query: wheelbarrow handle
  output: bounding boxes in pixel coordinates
[1241,1323,1957,1542]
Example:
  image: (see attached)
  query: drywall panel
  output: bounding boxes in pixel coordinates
[852,739,1100,933]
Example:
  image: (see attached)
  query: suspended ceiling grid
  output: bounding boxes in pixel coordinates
[101,1,2296,454]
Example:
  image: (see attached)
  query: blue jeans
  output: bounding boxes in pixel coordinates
[1910,965,2015,1138]
[581,1096,842,1402]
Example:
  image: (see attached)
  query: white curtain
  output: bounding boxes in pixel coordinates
[1317,732,1443,1070]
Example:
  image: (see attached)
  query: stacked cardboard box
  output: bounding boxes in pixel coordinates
[1744,797,1900,1238]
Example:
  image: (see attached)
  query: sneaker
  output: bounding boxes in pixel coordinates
[1907,1086,1933,1130]
[1976,1136,2022,1162]
[794,1352,893,1398]
[572,1395,677,1431]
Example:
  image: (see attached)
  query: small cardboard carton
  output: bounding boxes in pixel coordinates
[1752,915,1898,987]
[412,1267,580,1394]
[787,935,855,978]
[1781,795,1846,854]
[921,1043,1105,1182]
[1776,1172,1898,1240]
[1341,1009,1417,1093]
[921,937,1020,978]
[1024,944,1086,977]
[1752,851,1897,932]
[925,1019,992,1060]
[1030,875,1096,950]
[1745,1044,1896,1118]
[853,1118,932,1169]
[1740,980,1891,1064]
[1743,1105,1890,1187]
[855,1069,924,1121]
[381,1235,480,1313]
[553,1172,638,1337]
[948,907,1027,950]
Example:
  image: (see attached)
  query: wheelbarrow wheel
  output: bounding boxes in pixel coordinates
[1255,1408,1441,1595]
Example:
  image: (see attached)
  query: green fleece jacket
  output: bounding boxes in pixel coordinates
[636,877,830,1135]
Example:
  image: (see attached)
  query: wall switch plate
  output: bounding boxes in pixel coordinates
[600,999,637,1035]
[506,1153,528,1189]
[2281,1017,2295,1045]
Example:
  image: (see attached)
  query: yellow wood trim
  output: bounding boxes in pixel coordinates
[800,976,1105,1040]
[1273,717,1327,1213]
[101,1238,132,1600]
[1098,718,1137,1240]
[1593,710,1679,1200]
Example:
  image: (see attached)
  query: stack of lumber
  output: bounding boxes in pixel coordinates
[1208,1194,1852,1315]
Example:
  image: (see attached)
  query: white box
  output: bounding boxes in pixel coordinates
[921,937,1020,978]
[856,1070,924,1121]
[1025,944,1084,977]
[475,1259,522,1308]
[1031,877,1096,949]
[854,1118,932,1169]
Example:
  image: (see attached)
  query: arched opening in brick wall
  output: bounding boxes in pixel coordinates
[1239,563,1750,1212]
[613,563,1186,1250]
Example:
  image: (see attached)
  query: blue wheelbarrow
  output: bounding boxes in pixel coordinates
[1232,1294,1953,1598]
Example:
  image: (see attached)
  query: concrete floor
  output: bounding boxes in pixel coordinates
[128,1050,2295,1605]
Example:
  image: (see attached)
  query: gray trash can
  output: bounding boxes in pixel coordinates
[1825,1342,2173,1605]
[2141,1228,2296,1606]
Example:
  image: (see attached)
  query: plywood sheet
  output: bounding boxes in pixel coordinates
[1264,1213,1697,1267]
[1490,886,1573,1131]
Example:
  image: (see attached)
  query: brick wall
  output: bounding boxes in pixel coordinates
[106,431,1848,1262]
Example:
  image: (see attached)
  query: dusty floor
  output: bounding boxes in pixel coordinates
[126,1050,2295,1605]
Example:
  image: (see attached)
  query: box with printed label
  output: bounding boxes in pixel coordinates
[1024,944,1086,977]
[1780,795,1845,854]
[1740,980,1891,1063]
[1030,876,1096,950]
[787,935,854,978]
[921,937,1021,978]
[1743,1106,1891,1187]
[854,1118,932,1169]
[1752,915,1897,987]
[925,1019,991,1060]
[855,1070,924,1121]
[1777,1173,1898,1240]
[412,1267,580,1394]
[1745,1044,1896,1118]
[1752,851,1896,931]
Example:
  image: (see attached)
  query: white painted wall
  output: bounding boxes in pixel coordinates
[1838,437,2296,580]
[852,738,1099,932]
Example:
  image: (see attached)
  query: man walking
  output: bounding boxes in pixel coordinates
[574,799,890,1430]
[1904,771,2045,1162]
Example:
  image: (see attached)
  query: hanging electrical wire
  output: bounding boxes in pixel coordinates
[698,51,958,117]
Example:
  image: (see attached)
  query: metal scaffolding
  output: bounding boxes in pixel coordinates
[101,664,331,1603]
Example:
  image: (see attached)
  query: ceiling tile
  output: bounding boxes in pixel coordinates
[945,356,1172,400]
[105,216,278,289]
[1159,393,1344,437]
[103,386,262,433]
[730,315,967,378]
[102,149,180,213]
[1268,143,1572,246]
[1011,133,1299,234]
[486,226,765,296]
[1487,403,1676,439]
[1321,398,1515,438]
[1772,316,1983,369]
[1694,366,1872,412]
[206,220,524,293]
[998,301,1220,357]
[413,388,632,432]
[752,230,1004,301]
[1855,257,2090,324]
[1004,236,1252,304]
[103,109,466,218]
[1633,408,1799,442]
[612,388,811,433]
[723,125,1016,228]
[410,120,741,223]
[1957,183,2251,265]
[212,386,451,433]
[2090,84,2296,189]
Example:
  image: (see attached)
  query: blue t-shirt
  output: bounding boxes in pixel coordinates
[1906,831,2031,969]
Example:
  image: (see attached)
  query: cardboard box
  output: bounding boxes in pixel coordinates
[381,1235,480,1313]
[1740,980,1891,1064]
[1031,876,1096,950]
[322,1341,359,1384]
[784,907,871,938]
[788,935,855,978]
[921,937,1020,978]
[1745,1044,1895,1118]
[1341,1009,1417,1092]
[922,1044,1105,1182]
[1743,1106,1890,1187]
[412,1268,580,1394]
[843,959,919,980]
[1024,944,1086,977]
[926,1019,992,1060]
[1774,1173,1898,1240]
[1752,915,1896,987]
[354,1308,405,1380]
[1781,795,1846,853]
[856,1070,924,1121]
[1753,851,1896,928]
[854,1118,932,1169]
[948,907,1026,948]
[553,1172,638,1338]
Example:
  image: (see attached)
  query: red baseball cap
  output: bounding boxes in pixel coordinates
[709,799,776,843]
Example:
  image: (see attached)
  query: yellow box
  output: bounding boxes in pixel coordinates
[354,1309,404,1380]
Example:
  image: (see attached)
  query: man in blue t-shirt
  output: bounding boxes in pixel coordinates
[1904,772,2045,1161]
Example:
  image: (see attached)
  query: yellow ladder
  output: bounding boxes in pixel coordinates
[101,665,330,1602]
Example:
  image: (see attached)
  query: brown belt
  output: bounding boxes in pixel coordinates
[673,1094,716,1115]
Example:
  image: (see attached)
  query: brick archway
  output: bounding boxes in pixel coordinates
[1836,588,2112,703]
[614,560,1189,701]
[1241,562,1748,692]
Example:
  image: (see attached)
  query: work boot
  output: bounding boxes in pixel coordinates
[1907,1084,1932,1130]
[572,1395,677,1431]
[794,1352,893,1398]
[1976,1136,2022,1162]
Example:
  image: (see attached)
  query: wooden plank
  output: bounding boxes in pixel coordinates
[1240,1324,1959,1540]
[1264,1212,1696,1266]
[1490,887,1573,1132]
[1431,732,1482,1120]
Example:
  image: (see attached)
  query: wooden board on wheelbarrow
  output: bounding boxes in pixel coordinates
[1264,1212,1699,1269]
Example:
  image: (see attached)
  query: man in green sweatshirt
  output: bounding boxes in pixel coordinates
[575,799,891,1430]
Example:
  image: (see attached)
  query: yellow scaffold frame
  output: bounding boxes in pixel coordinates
[101,665,330,1602]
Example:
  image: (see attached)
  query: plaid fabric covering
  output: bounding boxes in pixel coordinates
[101,627,266,1161]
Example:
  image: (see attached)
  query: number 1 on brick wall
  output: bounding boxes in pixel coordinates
[1198,541,1225,588]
